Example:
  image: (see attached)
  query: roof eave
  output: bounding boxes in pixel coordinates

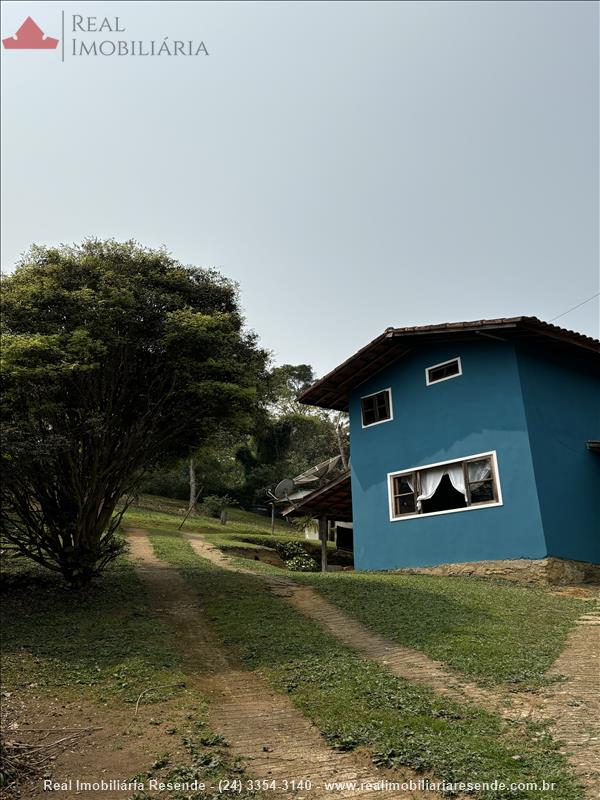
[297,317,600,412]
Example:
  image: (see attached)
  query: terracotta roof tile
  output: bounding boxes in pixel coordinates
[299,317,599,411]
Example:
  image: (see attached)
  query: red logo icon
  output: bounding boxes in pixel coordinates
[3,17,59,49]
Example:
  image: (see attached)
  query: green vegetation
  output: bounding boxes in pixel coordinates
[164,505,586,690]
[234,363,348,506]
[1,239,267,586]
[0,554,260,800]
[124,496,290,536]
[289,570,590,688]
[131,500,586,689]
[138,362,349,515]
[149,529,583,800]
[1,499,588,800]
[127,719,261,800]
[1,554,184,701]
[123,497,351,566]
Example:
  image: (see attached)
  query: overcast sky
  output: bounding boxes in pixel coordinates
[1,0,598,375]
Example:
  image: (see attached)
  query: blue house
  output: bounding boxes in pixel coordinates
[292,317,600,574]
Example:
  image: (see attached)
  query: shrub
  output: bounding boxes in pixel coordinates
[199,494,236,519]
[285,554,319,572]
[287,514,318,536]
[274,541,306,561]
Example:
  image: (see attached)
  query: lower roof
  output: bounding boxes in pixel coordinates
[298,317,600,411]
[282,471,352,521]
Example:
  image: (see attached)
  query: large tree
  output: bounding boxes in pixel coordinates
[1,239,267,586]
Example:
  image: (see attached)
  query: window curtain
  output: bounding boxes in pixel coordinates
[446,463,467,498]
[416,463,468,510]
[416,467,445,510]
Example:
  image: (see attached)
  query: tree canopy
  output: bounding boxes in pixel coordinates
[266,364,315,415]
[235,363,348,503]
[1,239,267,585]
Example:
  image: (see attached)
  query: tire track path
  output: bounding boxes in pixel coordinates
[129,530,436,799]
[188,535,600,796]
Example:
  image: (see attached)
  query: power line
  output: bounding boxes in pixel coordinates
[549,292,600,323]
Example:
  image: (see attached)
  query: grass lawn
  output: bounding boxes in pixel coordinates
[124,494,292,536]
[149,528,583,800]
[128,498,590,690]
[290,571,590,688]
[1,556,183,703]
[3,496,589,799]
[231,557,590,688]
[0,555,261,800]
[123,495,349,565]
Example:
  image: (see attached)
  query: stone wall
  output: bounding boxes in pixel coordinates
[394,557,600,586]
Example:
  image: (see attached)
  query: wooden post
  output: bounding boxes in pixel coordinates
[319,515,328,573]
[271,503,275,535]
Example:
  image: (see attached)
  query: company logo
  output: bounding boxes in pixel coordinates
[2,13,209,61]
[2,17,59,49]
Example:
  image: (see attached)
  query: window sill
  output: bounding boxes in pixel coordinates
[361,417,393,429]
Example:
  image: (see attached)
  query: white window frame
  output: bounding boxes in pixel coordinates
[387,450,503,522]
[360,387,393,428]
[425,357,462,386]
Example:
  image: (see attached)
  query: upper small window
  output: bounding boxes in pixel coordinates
[426,357,462,386]
[361,389,392,427]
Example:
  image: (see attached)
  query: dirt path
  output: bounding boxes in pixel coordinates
[129,530,437,799]
[188,535,600,796]
[540,604,600,793]
[185,536,522,712]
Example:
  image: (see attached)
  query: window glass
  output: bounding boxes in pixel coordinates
[466,458,494,504]
[392,473,415,515]
[376,393,389,416]
[361,396,376,426]
[394,476,413,494]
[467,459,492,482]
[394,494,416,515]
[427,359,460,384]
[361,390,391,426]
[469,480,495,504]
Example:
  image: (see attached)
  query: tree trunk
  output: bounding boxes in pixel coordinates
[334,417,348,470]
[188,458,197,515]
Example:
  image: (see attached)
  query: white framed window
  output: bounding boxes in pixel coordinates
[388,451,502,522]
[360,388,393,428]
[426,357,462,386]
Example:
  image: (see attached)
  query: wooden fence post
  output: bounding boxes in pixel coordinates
[319,515,328,573]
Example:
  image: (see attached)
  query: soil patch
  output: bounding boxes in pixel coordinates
[1,685,195,799]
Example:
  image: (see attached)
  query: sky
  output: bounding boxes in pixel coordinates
[1,0,598,376]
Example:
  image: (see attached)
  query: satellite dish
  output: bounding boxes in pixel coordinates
[274,478,295,499]
[294,456,341,484]
[286,489,313,502]
[325,455,341,474]
[293,474,320,486]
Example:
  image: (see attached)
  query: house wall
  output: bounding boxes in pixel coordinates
[348,340,547,571]
[516,346,600,564]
